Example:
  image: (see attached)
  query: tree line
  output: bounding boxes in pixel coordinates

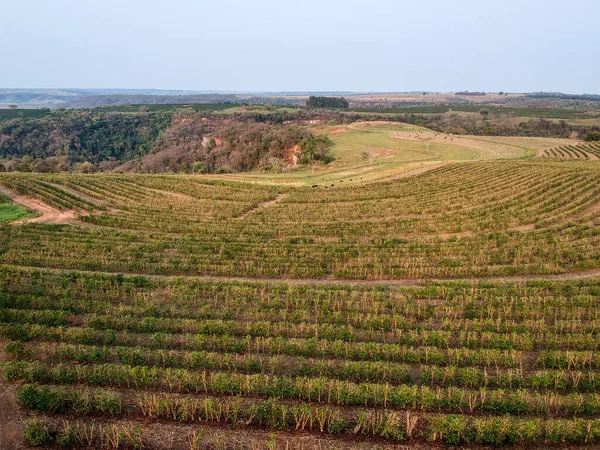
[2,105,598,173]
[0,109,170,169]
[306,96,349,108]
[0,109,335,174]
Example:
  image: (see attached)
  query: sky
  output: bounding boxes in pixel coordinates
[2,0,599,93]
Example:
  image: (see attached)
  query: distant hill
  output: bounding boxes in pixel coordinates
[0,89,79,108]
[64,94,244,109]
[2,89,600,109]
[0,89,315,109]
[0,89,250,108]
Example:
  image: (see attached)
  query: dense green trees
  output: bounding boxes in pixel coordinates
[113,111,334,174]
[306,96,349,108]
[298,135,334,164]
[0,110,170,165]
[585,131,600,142]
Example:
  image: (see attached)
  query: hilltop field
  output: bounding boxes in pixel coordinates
[4,117,600,449]
[225,121,575,184]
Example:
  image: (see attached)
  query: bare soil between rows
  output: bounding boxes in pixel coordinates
[0,342,25,450]
[10,264,600,287]
[238,193,288,219]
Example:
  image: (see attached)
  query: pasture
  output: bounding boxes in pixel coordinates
[226,121,563,184]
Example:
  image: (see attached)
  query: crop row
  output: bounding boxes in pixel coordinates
[6,306,600,352]
[21,383,600,448]
[4,217,600,279]
[5,284,600,334]
[6,360,600,416]
[5,265,600,323]
[541,142,600,160]
[13,341,600,392]
[0,178,97,211]
[4,163,600,237]
[6,289,600,339]
[1,323,527,368]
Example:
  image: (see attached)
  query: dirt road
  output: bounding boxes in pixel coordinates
[238,193,288,219]
[0,185,80,225]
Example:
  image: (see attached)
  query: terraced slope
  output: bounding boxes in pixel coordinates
[4,159,600,448]
[539,142,600,159]
[2,162,600,279]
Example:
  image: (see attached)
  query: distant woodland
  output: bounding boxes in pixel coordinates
[306,96,349,108]
[1,101,599,173]
[0,109,334,173]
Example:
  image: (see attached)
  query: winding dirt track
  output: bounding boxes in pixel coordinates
[8,264,600,287]
[238,193,288,219]
[0,185,80,225]
[375,162,449,183]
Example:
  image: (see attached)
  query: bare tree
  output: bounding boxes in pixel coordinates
[423,136,435,153]
[361,151,374,164]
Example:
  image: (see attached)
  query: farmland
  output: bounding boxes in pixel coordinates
[4,159,600,278]
[223,121,569,184]
[5,268,600,448]
[3,124,600,448]
[539,142,600,160]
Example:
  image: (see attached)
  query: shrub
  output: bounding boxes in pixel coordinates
[18,384,67,413]
[429,414,470,445]
[24,419,55,446]
[473,417,517,446]
[584,132,600,142]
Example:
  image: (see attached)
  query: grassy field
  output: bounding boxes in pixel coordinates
[349,104,600,119]
[224,121,569,185]
[0,192,35,223]
[3,128,600,448]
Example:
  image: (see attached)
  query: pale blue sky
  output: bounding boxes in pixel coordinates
[2,0,599,93]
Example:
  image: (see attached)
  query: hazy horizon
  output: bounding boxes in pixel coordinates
[2,0,599,94]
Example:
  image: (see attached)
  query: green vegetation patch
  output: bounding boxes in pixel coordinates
[0,108,53,120]
[0,204,34,222]
[0,193,35,222]
[349,104,600,119]
[100,103,239,113]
